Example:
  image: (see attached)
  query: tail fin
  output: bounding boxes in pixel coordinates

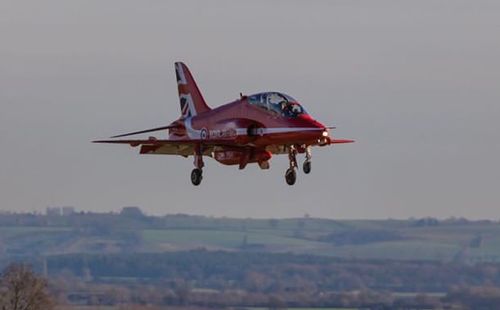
[175,62,210,118]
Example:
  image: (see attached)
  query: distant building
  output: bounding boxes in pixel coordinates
[120,206,144,218]
[62,206,75,216]
[46,207,61,216]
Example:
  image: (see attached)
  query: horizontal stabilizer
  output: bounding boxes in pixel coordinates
[110,125,177,138]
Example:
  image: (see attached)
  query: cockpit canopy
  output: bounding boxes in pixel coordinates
[248,92,307,118]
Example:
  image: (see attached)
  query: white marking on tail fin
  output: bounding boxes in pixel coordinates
[179,94,197,118]
[175,63,187,85]
[184,117,202,139]
[175,62,211,117]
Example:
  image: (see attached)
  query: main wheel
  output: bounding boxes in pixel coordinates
[191,168,203,186]
[285,168,296,186]
[303,160,311,174]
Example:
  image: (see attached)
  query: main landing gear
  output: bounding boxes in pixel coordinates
[285,146,298,185]
[191,145,204,186]
[285,145,312,186]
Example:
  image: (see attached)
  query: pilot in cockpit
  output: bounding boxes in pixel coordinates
[281,101,294,117]
[268,93,294,117]
[249,92,305,118]
[281,101,303,118]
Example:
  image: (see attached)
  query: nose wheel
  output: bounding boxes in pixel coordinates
[303,145,312,174]
[191,168,203,186]
[303,160,311,174]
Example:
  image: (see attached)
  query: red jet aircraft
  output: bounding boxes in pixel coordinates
[94,62,353,186]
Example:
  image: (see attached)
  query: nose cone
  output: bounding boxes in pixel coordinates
[288,114,329,143]
[297,113,325,129]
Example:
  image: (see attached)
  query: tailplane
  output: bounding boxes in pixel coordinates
[175,62,210,118]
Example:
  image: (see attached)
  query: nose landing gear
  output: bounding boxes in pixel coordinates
[303,146,312,174]
[285,145,312,185]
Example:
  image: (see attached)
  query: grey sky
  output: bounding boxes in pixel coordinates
[1,0,499,219]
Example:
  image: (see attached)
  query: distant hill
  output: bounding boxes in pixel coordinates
[3,212,500,308]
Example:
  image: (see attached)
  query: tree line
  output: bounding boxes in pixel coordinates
[40,250,500,293]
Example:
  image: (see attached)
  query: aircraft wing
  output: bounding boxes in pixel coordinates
[93,138,234,156]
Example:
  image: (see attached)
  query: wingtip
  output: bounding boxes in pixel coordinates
[331,138,355,144]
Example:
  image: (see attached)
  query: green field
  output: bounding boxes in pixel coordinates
[142,228,322,248]
[2,215,500,263]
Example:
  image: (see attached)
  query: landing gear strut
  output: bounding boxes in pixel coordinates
[285,146,298,185]
[191,144,205,186]
[303,146,312,174]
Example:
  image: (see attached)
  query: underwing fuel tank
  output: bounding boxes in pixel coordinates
[214,149,272,168]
